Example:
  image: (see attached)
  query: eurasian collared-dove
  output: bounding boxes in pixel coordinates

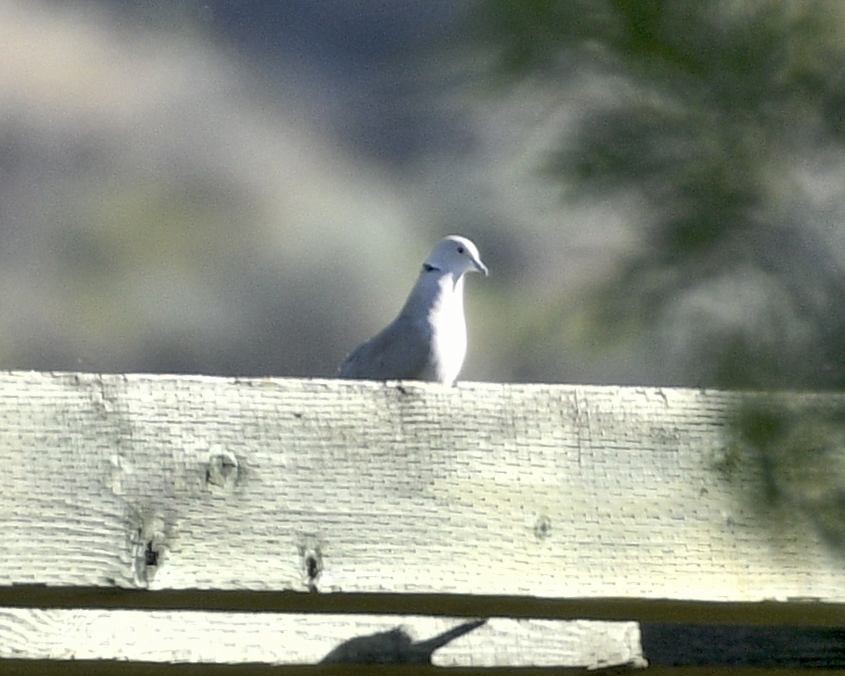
[338,235,487,385]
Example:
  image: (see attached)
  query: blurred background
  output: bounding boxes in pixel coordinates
[2,0,844,389]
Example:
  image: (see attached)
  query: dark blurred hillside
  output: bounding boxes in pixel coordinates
[94,0,473,166]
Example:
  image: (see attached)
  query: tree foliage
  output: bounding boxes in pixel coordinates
[479,0,845,388]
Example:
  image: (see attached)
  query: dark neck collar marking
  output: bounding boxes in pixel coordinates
[422,263,441,273]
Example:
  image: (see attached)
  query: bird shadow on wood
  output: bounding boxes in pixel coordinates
[320,619,487,665]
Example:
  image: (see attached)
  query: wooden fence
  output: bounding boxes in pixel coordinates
[0,371,843,672]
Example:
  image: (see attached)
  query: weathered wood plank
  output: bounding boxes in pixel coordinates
[0,609,642,668]
[0,371,843,603]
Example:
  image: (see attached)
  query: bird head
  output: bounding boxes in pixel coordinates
[423,235,488,277]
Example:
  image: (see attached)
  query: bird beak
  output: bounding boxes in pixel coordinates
[474,258,488,276]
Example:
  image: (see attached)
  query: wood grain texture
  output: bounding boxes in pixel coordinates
[0,609,642,667]
[0,371,843,602]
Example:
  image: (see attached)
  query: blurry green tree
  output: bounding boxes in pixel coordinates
[478,0,845,389]
[475,0,845,557]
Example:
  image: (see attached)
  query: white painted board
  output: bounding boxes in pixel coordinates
[0,371,842,602]
[0,609,643,668]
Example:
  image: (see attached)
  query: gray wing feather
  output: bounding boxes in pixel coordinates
[338,316,432,380]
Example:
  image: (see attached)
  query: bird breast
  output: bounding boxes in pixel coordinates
[427,275,467,385]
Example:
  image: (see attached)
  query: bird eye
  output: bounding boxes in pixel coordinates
[457,246,465,254]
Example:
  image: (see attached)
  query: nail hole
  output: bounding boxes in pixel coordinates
[145,541,159,566]
[306,555,319,580]
[534,515,552,540]
[299,542,323,593]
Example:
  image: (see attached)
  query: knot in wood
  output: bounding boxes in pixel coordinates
[205,451,240,490]
[131,513,167,587]
[298,536,323,593]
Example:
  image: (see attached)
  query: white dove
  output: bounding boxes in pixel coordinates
[338,235,487,385]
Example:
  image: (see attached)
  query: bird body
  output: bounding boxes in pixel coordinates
[338,235,486,385]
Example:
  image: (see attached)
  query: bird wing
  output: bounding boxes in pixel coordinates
[338,316,432,381]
